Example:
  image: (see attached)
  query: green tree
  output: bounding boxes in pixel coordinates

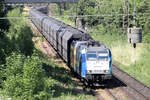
[77,0,99,27]
[77,0,150,43]
[7,8,34,55]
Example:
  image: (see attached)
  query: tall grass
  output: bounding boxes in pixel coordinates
[118,44,150,86]
[111,43,144,66]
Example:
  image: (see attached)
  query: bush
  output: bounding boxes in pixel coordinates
[5,53,24,77]
[23,55,45,99]
[3,75,23,98]
[2,52,46,99]
[3,52,24,98]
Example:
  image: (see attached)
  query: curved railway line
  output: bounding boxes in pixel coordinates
[30,7,150,100]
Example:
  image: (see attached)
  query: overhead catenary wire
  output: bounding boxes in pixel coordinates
[1,12,150,19]
[1,0,150,20]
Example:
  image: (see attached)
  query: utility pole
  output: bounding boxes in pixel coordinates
[58,3,64,16]
[122,0,130,39]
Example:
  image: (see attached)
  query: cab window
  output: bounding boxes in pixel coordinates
[97,51,108,61]
[87,53,97,61]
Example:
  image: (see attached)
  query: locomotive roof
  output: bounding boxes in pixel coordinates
[87,46,108,52]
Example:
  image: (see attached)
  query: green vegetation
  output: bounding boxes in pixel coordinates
[56,17,75,27]
[7,8,34,56]
[119,44,150,86]
[86,0,150,86]
[0,6,95,100]
[50,3,76,27]
[53,0,150,86]
[1,51,95,99]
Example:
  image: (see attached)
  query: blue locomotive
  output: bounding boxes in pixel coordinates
[30,6,112,85]
[70,41,112,84]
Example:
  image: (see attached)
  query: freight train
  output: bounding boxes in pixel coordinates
[29,6,112,85]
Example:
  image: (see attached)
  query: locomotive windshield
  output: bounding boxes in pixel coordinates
[87,53,97,60]
[87,51,97,61]
[97,51,108,61]
[87,50,109,61]
[98,56,108,61]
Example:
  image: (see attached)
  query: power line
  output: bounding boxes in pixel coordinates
[0,13,150,19]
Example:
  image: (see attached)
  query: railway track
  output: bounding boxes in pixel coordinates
[112,64,150,100]
[30,19,150,100]
[92,73,149,100]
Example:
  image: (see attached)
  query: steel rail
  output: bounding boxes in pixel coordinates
[112,64,150,99]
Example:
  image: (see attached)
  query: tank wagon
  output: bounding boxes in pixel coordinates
[30,6,112,84]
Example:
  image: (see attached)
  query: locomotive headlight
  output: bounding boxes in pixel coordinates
[87,70,89,73]
[104,70,108,73]
[87,70,92,73]
[106,70,109,72]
